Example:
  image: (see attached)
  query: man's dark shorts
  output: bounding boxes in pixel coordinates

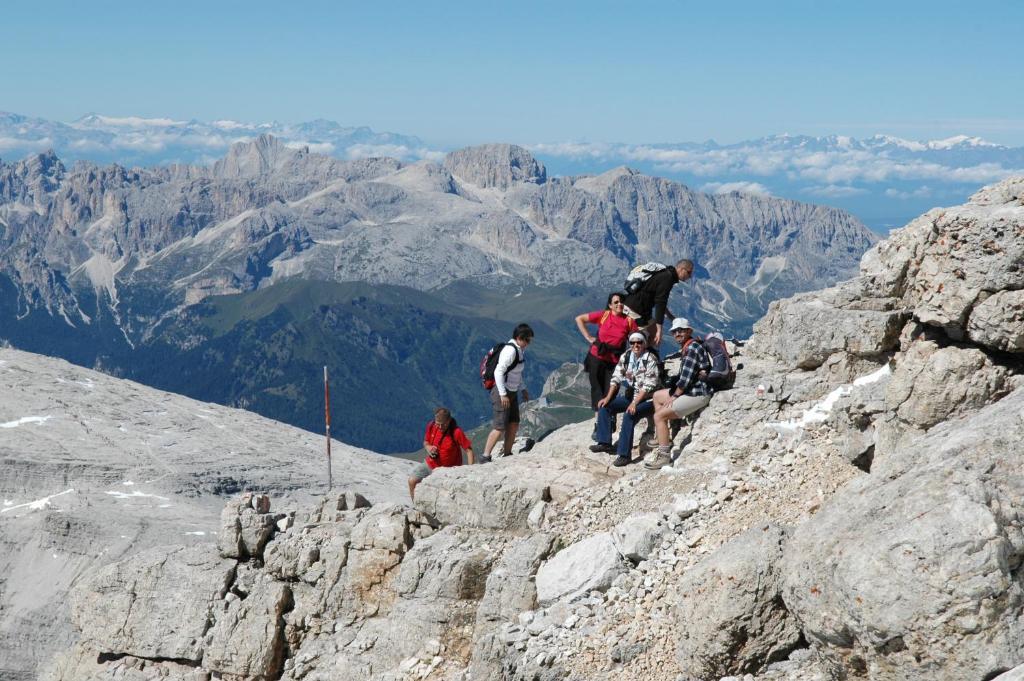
[490,388,520,430]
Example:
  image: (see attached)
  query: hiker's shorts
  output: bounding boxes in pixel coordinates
[670,393,711,419]
[490,388,520,430]
[410,462,433,482]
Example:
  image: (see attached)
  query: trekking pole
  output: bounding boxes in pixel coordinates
[324,366,333,490]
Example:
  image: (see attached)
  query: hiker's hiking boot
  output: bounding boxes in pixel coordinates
[644,451,672,470]
[589,442,614,454]
[613,455,630,467]
[478,454,492,464]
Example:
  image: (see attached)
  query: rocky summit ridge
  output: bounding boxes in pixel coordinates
[21,177,1024,680]
[0,349,413,680]
[0,135,874,339]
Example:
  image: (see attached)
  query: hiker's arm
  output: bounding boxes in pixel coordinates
[650,275,674,325]
[628,388,648,415]
[454,429,474,464]
[597,382,619,409]
[575,313,596,344]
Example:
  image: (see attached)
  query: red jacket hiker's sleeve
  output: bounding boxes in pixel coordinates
[454,427,472,450]
[586,311,603,324]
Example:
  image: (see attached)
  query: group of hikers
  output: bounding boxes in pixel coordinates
[409,258,733,500]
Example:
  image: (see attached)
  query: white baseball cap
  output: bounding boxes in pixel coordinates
[628,332,647,343]
[670,317,692,331]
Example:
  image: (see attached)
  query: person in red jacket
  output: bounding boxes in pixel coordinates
[408,407,475,501]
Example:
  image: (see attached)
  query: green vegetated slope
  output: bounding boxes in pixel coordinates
[131,279,595,453]
[0,271,738,454]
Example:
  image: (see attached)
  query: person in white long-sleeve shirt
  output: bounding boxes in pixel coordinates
[482,323,534,462]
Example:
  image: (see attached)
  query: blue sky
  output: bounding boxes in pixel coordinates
[3,0,1023,147]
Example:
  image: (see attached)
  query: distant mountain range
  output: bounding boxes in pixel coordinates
[0,137,875,451]
[3,111,1022,231]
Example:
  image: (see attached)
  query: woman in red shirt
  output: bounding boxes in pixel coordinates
[575,292,639,414]
[408,407,475,500]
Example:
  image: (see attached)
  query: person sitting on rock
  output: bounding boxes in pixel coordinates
[589,331,661,467]
[409,407,474,501]
[622,259,694,348]
[646,318,713,470]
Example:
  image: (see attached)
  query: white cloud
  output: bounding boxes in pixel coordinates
[884,185,933,199]
[530,139,1024,186]
[285,140,336,154]
[805,184,868,198]
[0,136,52,153]
[344,143,444,162]
[83,115,186,128]
[211,120,249,131]
[700,181,772,196]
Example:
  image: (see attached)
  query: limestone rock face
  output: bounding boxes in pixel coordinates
[535,532,628,606]
[783,387,1024,681]
[748,281,907,370]
[0,348,413,680]
[861,178,1024,344]
[443,143,547,189]
[884,340,1012,430]
[675,524,801,679]
[205,578,293,680]
[967,289,1024,352]
[70,545,234,662]
[414,454,610,530]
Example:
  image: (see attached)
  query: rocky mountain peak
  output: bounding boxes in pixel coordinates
[443,143,547,189]
[212,134,294,179]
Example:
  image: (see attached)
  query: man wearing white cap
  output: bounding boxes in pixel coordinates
[589,331,661,467]
[645,317,713,470]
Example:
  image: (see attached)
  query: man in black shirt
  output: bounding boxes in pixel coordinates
[622,259,694,347]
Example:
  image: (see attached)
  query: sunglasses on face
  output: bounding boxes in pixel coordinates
[610,300,623,305]
[630,341,645,346]
[672,329,688,335]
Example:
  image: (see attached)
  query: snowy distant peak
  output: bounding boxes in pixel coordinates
[745,132,1003,152]
[0,111,434,166]
[73,113,188,129]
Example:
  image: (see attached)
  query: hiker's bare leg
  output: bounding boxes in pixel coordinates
[408,477,418,501]
[503,422,519,456]
[652,388,672,410]
[654,405,677,446]
[484,429,502,457]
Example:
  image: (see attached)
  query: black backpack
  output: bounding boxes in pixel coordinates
[480,342,521,390]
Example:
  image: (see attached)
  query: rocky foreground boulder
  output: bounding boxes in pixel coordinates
[41,177,1024,679]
